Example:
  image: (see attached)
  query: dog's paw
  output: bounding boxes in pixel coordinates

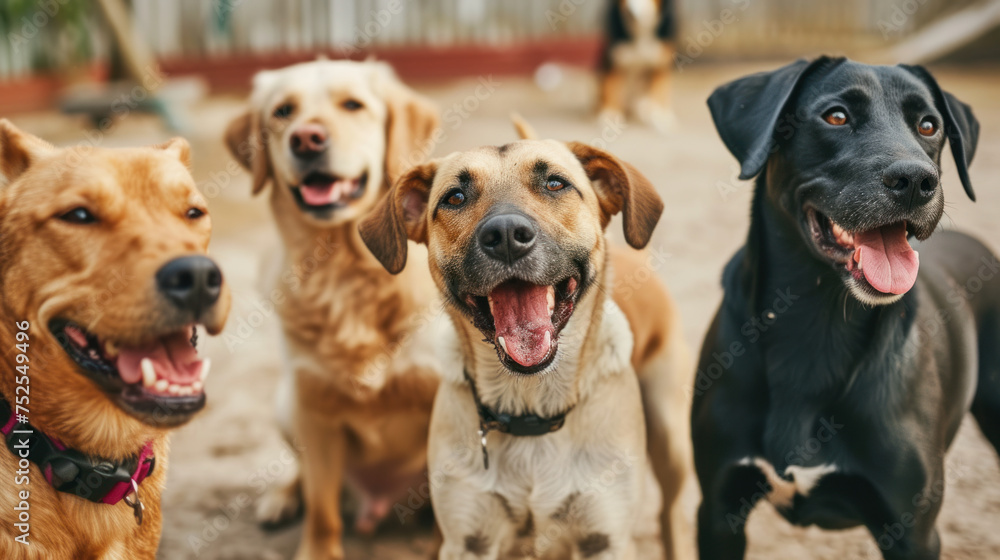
[635,98,677,134]
[256,478,304,529]
[597,108,626,127]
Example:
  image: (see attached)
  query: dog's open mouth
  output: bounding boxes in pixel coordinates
[461,276,580,374]
[50,319,209,424]
[291,171,367,212]
[807,208,920,296]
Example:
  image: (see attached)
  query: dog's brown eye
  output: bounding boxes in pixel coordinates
[273,103,294,118]
[445,190,465,206]
[918,118,937,137]
[342,99,363,111]
[545,178,565,191]
[59,207,97,224]
[186,207,205,219]
[823,109,848,126]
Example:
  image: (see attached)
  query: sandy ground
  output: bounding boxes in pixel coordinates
[11,60,1000,559]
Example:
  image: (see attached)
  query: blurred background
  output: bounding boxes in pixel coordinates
[1,0,999,113]
[1,1,997,559]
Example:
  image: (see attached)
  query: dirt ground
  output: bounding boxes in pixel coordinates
[12,60,1000,559]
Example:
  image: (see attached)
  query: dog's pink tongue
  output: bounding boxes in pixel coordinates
[116,331,200,385]
[488,282,554,367]
[300,179,357,206]
[854,222,920,295]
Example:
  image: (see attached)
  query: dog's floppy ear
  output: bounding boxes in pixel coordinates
[373,63,440,187]
[0,119,55,188]
[900,64,979,201]
[566,141,663,249]
[359,161,438,274]
[224,107,272,196]
[708,56,840,180]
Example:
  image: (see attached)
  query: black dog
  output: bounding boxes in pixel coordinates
[693,56,1000,559]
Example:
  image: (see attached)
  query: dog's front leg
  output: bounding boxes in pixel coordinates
[694,464,769,560]
[438,538,503,560]
[435,491,507,560]
[293,411,347,560]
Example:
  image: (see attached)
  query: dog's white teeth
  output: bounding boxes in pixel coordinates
[89,349,100,360]
[154,379,169,393]
[168,384,181,396]
[199,359,211,382]
[543,331,551,347]
[104,341,119,358]
[192,381,203,392]
[546,286,555,313]
[141,358,157,387]
[497,336,508,354]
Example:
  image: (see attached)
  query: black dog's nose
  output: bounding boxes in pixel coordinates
[156,256,223,315]
[478,214,537,264]
[882,161,939,205]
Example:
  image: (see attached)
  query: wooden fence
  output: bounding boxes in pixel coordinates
[0,0,988,82]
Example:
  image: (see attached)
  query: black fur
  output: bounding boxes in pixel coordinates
[693,57,1000,560]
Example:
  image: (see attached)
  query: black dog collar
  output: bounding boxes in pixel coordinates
[0,398,155,525]
[463,370,573,469]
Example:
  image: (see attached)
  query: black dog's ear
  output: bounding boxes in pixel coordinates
[708,57,840,180]
[900,64,979,201]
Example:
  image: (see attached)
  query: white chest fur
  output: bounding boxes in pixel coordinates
[740,456,839,508]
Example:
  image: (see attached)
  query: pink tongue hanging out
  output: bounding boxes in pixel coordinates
[488,281,555,367]
[116,331,201,385]
[853,222,920,295]
[300,178,359,206]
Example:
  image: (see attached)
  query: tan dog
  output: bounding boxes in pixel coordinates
[0,120,230,559]
[224,59,441,559]
[360,134,694,559]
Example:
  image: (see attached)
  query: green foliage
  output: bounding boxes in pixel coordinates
[0,0,95,71]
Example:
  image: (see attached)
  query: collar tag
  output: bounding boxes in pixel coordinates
[478,426,490,470]
[123,480,144,526]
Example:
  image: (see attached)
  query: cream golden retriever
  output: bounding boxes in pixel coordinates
[224,59,442,560]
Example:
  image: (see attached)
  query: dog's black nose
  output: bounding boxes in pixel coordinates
[157,256,223,315]
[882,161,939,205]
[478,214,537,264]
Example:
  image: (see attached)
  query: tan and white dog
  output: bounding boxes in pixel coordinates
[360,129,694,559]
[224,59,441,560]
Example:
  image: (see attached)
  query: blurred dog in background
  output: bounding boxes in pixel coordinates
[599,0,678,132]
[225,59,442,560]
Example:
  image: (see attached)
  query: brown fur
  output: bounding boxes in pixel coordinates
[0,120,230,559]
[224,59,441,560]
[360,138,694,559]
